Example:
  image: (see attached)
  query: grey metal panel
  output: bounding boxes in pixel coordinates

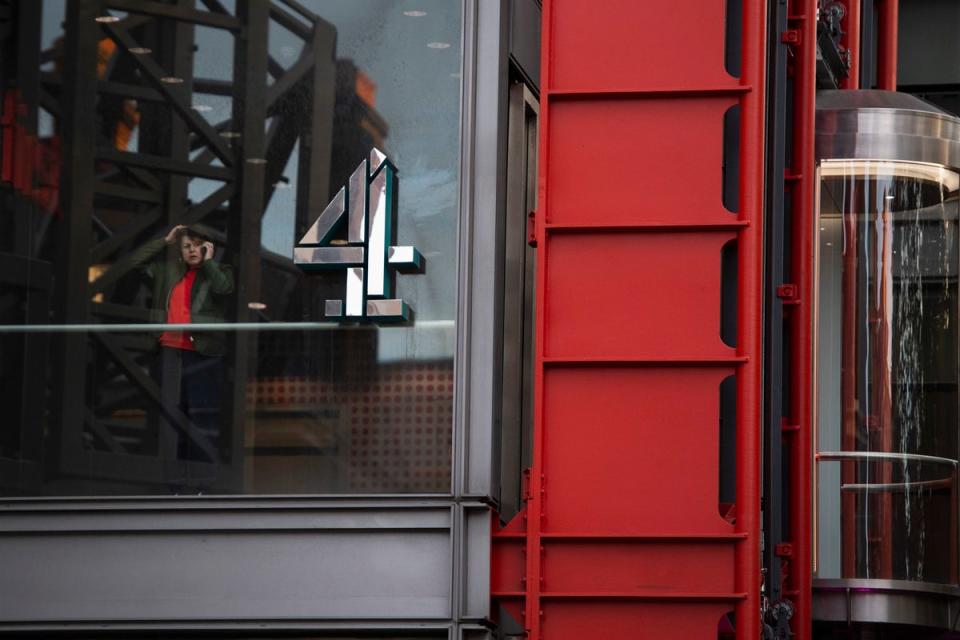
[814,579,960,630]
[456,0,510,500]
[1,531,450,621]
[509,0,541,93]
[461,505,492,620]
[815,90,960,169]
[0,501,455,622]
[0,501,452,532]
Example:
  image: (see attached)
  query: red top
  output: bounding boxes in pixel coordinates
[159,268,197,351]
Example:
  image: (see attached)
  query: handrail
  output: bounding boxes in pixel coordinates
[817,451,959,468]
[841,478,954,492]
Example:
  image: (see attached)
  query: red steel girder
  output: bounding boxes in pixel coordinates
[492,1,769,637]
[785,0,817,637]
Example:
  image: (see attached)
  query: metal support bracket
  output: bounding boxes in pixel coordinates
[776,283,799,303]
[781,29,801,44]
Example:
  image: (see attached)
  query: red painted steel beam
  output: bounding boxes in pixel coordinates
[522,2,767,637]
[523,0,552,632]
[786,0,817,636]
[877,0,899,90]
[738,1,767,637]
[841,0,862,89]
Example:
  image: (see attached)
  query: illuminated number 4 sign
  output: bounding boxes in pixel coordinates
[294,148,423,321]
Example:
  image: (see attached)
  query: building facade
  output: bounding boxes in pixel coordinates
[4,1,960,639]
[0,1,540,637]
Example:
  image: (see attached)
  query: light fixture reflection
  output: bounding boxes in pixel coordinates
[95,15,120,23]
[403,10,427,17]
[820,159,960,192]
[427,42,451,49]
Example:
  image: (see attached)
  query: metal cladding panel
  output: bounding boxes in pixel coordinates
[542,367,734,534]
[546,99,735,225]
[0,502,464,624]
[548,1,731,90]
[495,0,768,638]
[544,234,734,359]
[540,603,734,639]
[0,530,451,620]
[541,542,736,593]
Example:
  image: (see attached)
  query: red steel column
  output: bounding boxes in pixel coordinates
[841,0,862,89]
[738,1,766,638]
[787,0,817,635]
[523,1,767,638]
[877,0,899,90]
[523,0,550,630]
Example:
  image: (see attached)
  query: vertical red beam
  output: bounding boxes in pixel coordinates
[841,0,862,89]
[524,0,552,633]
[738,2,767,637]
[877,0,899,90]
[787,0,817,635]
[526,2,766,637]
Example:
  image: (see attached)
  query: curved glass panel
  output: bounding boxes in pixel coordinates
[816,159,960,584]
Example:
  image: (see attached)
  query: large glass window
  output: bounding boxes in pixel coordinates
[0,0,462,496]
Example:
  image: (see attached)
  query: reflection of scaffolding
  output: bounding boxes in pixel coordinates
[0,0,339,493]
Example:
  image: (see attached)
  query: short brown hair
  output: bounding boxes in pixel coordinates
[175,226,207,244]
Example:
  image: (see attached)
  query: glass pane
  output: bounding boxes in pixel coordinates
[0,1,462,496]
[816,160,960,583]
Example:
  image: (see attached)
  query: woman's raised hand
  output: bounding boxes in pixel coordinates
[164,224,187,245]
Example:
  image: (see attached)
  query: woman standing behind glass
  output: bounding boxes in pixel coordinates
[130,224,234,470]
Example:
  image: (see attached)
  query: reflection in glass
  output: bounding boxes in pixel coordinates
[0,1,462,497]
[816,160,960,584]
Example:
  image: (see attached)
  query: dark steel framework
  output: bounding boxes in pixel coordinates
[0,0,338,493]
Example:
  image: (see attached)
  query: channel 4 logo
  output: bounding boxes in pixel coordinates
[294,148,423,321]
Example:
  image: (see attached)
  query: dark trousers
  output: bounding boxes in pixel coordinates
[157,347,223,464]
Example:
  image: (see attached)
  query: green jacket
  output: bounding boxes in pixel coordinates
[130,237,235,356]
